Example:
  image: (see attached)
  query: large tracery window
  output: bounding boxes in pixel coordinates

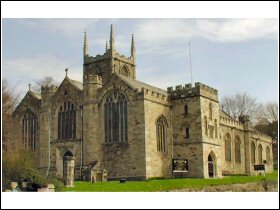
[22,110,37,150]
[258,144,263,164]
[225,133,232,162]
[58,101,76,140]
[104,92,128,143]
[156,115,168,153]
[235,136,241,163]
[266,146,271,163]
[251,142,256,164]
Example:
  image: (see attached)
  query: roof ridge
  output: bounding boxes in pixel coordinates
[116,73,167,96]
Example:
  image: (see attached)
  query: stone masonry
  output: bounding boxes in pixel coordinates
[13,24,274,181]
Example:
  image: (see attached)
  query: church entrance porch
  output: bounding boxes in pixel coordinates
[63,151,75,187]
[207,152,216,178]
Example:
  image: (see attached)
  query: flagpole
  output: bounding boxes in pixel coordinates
[189,42,194,87]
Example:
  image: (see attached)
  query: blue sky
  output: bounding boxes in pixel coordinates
[2,18,278,103]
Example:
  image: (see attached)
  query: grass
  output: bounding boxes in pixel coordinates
[63,170,278,192]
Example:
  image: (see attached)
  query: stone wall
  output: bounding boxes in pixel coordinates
[96,80,147,180]
[144,96,171,178]
[171,95,204,178]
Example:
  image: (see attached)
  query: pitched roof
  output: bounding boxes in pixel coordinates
[117,73,167,96]
[69,78,83,90]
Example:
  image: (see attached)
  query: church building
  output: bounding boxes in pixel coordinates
[13,25,274,180]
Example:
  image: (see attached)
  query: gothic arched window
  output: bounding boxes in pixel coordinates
[225,133,231,162]
[58,101,76,140]
[235,136,241,163]
[120,66,130,77]
[266,146,271,163]
[96,66,103,77]
[22,110,37,150]
[258,144,263,164]
[251,142,256,164]
[184,105,188,115]
[214,119,218,138]
[209,103,213,120]
[204,116,208,136]
[156,115,168,153]
[104,92,128,143]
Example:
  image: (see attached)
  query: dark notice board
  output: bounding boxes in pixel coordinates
[254,164,265,171]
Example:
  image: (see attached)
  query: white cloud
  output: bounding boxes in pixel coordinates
[19,19,100,37]
[136,19,278,43]
[2,55,82,98]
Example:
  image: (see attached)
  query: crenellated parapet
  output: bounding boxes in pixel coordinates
[167,82,218,101]
[41,85,58,95]
[219,116,244,130]
[85,54,110,64]
[115,53,134,65]
[84,74,102,85]
[250,130,272,143]
[140,87,168,105]
[41,85,58,106]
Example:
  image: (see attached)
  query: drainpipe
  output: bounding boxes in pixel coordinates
[46,109,51,178]
[80,106,83,180]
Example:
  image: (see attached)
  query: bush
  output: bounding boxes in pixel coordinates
[2,149,36,191]
[23,168,48,191]
[49,178,64,192]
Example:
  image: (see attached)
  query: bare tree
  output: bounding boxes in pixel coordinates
[2,79,20,115]
[33,76,57,92]
[263,102,278,122]
[221,92,262,123]
[2,79,21,152]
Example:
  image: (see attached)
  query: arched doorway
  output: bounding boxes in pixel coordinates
[63,151,74,181]
[208,153,215,178]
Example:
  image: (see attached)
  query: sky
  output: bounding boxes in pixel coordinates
[2,18,278,104]
[1,2,279,210]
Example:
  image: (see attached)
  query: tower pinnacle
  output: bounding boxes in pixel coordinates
[110,24,115,52]
[131,34,136,63]
[83,30,89,63]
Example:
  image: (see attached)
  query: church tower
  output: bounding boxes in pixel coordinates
[83,25,136,86]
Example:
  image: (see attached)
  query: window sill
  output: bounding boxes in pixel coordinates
[102,142,129,147]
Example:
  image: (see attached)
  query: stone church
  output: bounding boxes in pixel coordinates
[13,25,274,181]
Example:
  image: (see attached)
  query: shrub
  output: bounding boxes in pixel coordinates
[23,168,48,191]
[49,178,64,192]
[2,149,36,191]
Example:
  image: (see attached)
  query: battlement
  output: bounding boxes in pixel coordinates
[250,130,272,142]
[41,85,58,94]
[220,116,244,129]
[84,74,102,85]
[85,54,109,64]
[140,87,168,105]
[195,82,218,95]
[85,51,134,65]
[167,82,218,100]
[115,53,134,64]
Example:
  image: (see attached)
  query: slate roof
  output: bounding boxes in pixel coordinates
[117,73,167,96]
[69,79,83,90]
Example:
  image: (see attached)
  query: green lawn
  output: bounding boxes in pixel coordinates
[63,170,278,192]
